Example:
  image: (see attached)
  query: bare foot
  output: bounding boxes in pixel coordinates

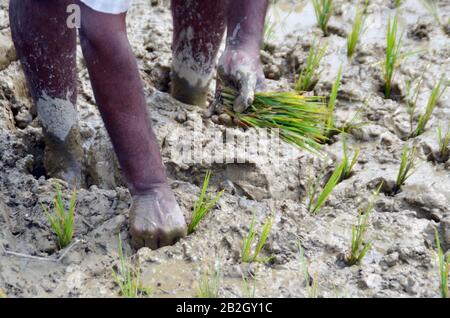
[129,183,187,250]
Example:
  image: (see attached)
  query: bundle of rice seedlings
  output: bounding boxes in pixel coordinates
[241,215,274,263]
[347,7,365,58]
[345,184,381,266]
[222,88,327,154]
[295,39,327,92]
[112,235,151,298]
[188,170,224,235]
[384,15,404,99]
[312,0,333,34]
[411,78,448,138]
[394,144,417,194]
[435,230,449,298]
[41,183,76,249]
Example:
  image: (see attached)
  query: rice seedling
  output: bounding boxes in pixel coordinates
[420,0,441,25]
[295,39,327,92]
[221,88,327,154]
[241,276,256,298]
[325,65,342,138]
[393,144,417,194]
[347,7,365,57]
[405,73,425,134]
[196,264,221,298]
[437,124,450,161]
[410,78,448,138]
[341,137,360,181]
[312,0,333,34]
[435,230,449,298]
[298,243,319,298]
[394,0,403,7]
[345,184,381,266]
[41,183,76,249]
[188,170,224,235]
[241,214,274,263]
[384,15,404,99]
[112,235,151,298]
[307,162,344,214]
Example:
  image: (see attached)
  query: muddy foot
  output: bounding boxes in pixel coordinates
[129,183,187,250]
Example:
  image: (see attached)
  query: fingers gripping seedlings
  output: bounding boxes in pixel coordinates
[435,230,449,298]
[345,185,381,266]
[394,144,417,195]
[312,0,333,34]
[112,235,151,298]
[241,214,274,263]
[295,38,327,92]
[41,183,76,249]
[188,170,224,235]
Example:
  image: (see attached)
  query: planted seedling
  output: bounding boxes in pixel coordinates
[112,235,151,298]
[196,264,221,298]
[405,71,425,134]
[420,0,441,25]
[188,170,224,235]
[41,183,76,249]
[222,88,327,154]
[312,0,333,34]
[437,125,450,162]
[435,230,449,298]
[298,243,319,298]
[347,7,365,57]
[341,137,360,181]
[325,64,342,139]
[411,78,448,137]
[384,15,404,99]
[295,38,327,92]
[345,184,381,266]
[241,276,256,298]
[393,144,417,194]
[241,214,274,263]
[307,162,345,214]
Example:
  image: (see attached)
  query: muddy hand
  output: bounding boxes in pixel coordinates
[129,183,187,250]
[207,49,265,118]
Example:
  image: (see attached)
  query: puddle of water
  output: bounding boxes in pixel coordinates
[267,0,316,41]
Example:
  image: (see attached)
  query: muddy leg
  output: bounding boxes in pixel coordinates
[217,0,268,112]
[170,0,227,107]
[78,4,186,249]
[9,0,84,186]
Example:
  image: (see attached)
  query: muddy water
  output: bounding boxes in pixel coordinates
[0,0,449,298]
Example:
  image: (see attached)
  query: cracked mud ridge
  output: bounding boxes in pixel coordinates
[0,0,449,297]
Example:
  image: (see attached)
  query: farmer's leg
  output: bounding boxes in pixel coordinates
[9,0,84,186]
[170,0,227,106]
[218,0,268,112]
[78,3,186,249]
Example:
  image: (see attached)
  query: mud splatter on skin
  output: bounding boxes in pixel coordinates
[0,0,449,297]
